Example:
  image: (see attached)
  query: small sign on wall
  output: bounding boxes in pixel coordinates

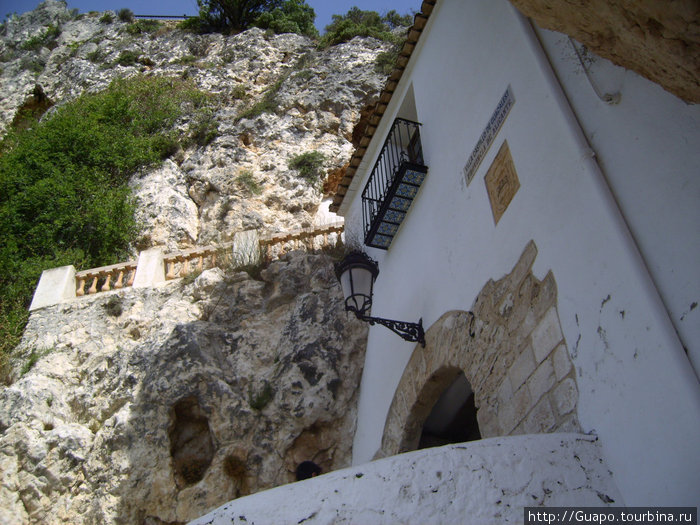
[484,141,519,225]
[464,86,514,186]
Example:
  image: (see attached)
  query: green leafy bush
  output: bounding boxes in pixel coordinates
[248,382,274,410]
[0,76,211,383]
[126,19,162,35]
[20,56,45,74]
[253,0,318,38]
[288,151,326,183]
[117,8,134,23]
[375,47,400,75]
[186,0,316,36]
[87,48,106,63]
[235,74,285,121]
[20,347,54,376]
[21,24,61,51]
[320,7,410,48]
[237,169,262,195]
[100,12,114,23]
[188,108,219,146]
[116,50,140,66]
[196,0,284,32]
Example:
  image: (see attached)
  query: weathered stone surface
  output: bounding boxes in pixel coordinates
[379,241,582,458]
[0,1,390,252]
[509,0,700,103]
[0,253,368,524]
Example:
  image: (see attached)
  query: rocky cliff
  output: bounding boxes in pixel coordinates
[0,1,387,523]
[508,0,700,103]
[1,255,368,524]
[0,0,389,249]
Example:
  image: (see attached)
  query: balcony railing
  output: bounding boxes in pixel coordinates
[361,118,428,250]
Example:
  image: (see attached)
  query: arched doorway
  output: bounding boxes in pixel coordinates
[377,242,581,459]
[419,371,480,449]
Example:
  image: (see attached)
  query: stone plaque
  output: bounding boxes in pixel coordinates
[464,86,514,186]
[484,141,519,225]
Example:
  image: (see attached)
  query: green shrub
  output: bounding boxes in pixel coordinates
[248,382,274,410]
[126,19,162,35]
[196,0,284,32]
[288,150,325,183]
[20,347,53,376]
[20,56,45,74]
[231,84,247,99]
[320,7,410,48]
[100,12,114,24]
[0,76,212,384]
[253,0,318,38]
[236,75,285,121]
[237,169,262,195]
[116,50,140,66]
[21,24,62,51]
[87,48,106,63]
[173,54,198,65]
[177,16,207,33]
[21,34,44,51]
[188,108,219,146]
[375,46,400,75]
[103,296,123,317]
[117,8,134,23]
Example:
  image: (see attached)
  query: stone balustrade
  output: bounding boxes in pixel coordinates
[29,223,344,311]
[75,261,138,296]
[260,222,344,261]
[163,245,226,280]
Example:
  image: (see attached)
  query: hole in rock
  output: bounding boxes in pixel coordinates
[169,396,215,489]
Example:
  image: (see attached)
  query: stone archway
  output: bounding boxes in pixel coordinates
[378,241,581,458]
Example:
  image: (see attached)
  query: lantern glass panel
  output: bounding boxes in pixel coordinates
[339,265,374,315]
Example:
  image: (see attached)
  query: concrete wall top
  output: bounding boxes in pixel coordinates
[191,433,621,524]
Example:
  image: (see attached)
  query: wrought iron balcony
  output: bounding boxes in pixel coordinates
[361,118,428,250]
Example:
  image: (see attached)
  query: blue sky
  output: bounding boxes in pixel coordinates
[1,1,422,33]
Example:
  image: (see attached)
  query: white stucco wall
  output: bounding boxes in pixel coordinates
[191,434,621,524]
[340,0,700,506]
[534,27,700,378]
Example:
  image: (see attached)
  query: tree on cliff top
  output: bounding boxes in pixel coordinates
[320,7,413,47]
[197,0,283,32]
[183,0,316,36]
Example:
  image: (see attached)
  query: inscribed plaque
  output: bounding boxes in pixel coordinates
[484,141,519,225]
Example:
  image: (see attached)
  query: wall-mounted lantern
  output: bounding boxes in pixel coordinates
[334,251,425,347]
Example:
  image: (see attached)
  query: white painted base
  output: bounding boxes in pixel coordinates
[191,433,621,524]
[29,265,76,311]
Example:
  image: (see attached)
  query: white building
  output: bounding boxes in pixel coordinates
[194,0,700,520]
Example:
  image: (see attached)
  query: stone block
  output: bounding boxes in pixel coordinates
[476,405,500,438]
[523,397,556,434]
[132,248,165,288]
[497,376,513,406]
[508,344,535,391]
[499,383,531,434]
[527,358,555,402]
[29,266,76,311]
[531,307,563,363]
[552,343,572,381]
[553,378,577,416]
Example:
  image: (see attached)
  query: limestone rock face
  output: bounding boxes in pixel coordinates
[0,1,389,252]
[0,2,386,522]
[0,253,367,524]
[508,0,700,103]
